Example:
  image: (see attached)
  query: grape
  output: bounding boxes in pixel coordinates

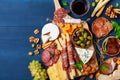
[28,60,48,80]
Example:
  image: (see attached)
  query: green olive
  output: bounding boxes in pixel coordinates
[79,36,84,41]
[83,32,87,38]
[80,43,85,47]
[76,40,81,45]
[86,41,91,45]
[87,36,92,40]
[79,28,84,32]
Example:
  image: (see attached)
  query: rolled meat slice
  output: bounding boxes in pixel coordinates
[61,46,69,70]
[73,48,80,63]
[67,41,75,68]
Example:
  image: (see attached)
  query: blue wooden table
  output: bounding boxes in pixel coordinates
[0,0,119,80]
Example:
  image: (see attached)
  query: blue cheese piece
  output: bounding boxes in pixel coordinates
[75,47,94,64]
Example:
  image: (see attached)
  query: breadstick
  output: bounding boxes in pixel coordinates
[96,6,106,17]
[91,0,110,17]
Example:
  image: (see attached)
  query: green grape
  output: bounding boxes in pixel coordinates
[28,60,48,80]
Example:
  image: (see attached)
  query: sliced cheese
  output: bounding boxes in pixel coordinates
[75,47,94,64]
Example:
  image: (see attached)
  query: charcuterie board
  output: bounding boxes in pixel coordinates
[43,0,99,80]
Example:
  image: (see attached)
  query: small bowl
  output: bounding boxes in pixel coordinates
[102,36,119,56]
[70,0,90,16]
[72,28,93,48]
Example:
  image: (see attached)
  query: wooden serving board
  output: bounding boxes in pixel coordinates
[53,0,98,70]
[47,0,99,80]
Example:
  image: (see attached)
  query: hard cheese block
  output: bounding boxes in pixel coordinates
[75,47,94,64]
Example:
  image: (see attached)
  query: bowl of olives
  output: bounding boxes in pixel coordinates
[72,28,92,48]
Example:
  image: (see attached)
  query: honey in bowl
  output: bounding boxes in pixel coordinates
[70,0,89,16]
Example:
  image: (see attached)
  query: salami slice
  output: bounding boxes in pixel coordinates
[53,55,59,63]
[42,47,60,67]
[44,59,53,66]
[42,50,51,63]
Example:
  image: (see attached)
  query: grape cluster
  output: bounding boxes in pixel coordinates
[28,60,48,80]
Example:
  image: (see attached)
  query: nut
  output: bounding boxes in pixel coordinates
[34,38,40,44]
[29,36,35,42]
[34,29,40,34]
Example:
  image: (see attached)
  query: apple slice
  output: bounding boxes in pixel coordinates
[42,23,60,43]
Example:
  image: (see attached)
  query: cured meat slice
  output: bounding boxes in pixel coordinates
[53,8,68,23]
[44,59,53,66]
[67,41,75,68]
[92,17,113,38]
[61,46,69,70]
[73,49,80,63]
[41,47,60,66]
[42,49,51,63]
[53,55,59,63]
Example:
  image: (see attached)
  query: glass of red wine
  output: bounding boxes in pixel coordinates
[70,0,90,16]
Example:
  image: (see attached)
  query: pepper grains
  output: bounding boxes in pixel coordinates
[28,29,42,56]
[105,5,120,18]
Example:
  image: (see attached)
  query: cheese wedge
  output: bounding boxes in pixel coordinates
[75,47,94,64]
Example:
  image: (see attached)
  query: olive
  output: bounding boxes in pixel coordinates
[79,28,84,32]
[80,43,85,47]
[87,36,92,40]
[76,40,81,45]
[86,41,91,45]
[83,32,87,38]
[76,32,81,37]
[79,36,84,41]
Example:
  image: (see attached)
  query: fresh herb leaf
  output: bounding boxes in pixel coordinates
[100,64,109,72]
[74,61,84,70]
[103,38,108,53]
[111,20,120,39]
[62,1,69,6]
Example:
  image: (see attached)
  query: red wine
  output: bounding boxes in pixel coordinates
[71,0,89,16]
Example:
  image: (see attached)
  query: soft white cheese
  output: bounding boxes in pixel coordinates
[63,18,82,24]
[75,47,94,64]
[41,23,59,43]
